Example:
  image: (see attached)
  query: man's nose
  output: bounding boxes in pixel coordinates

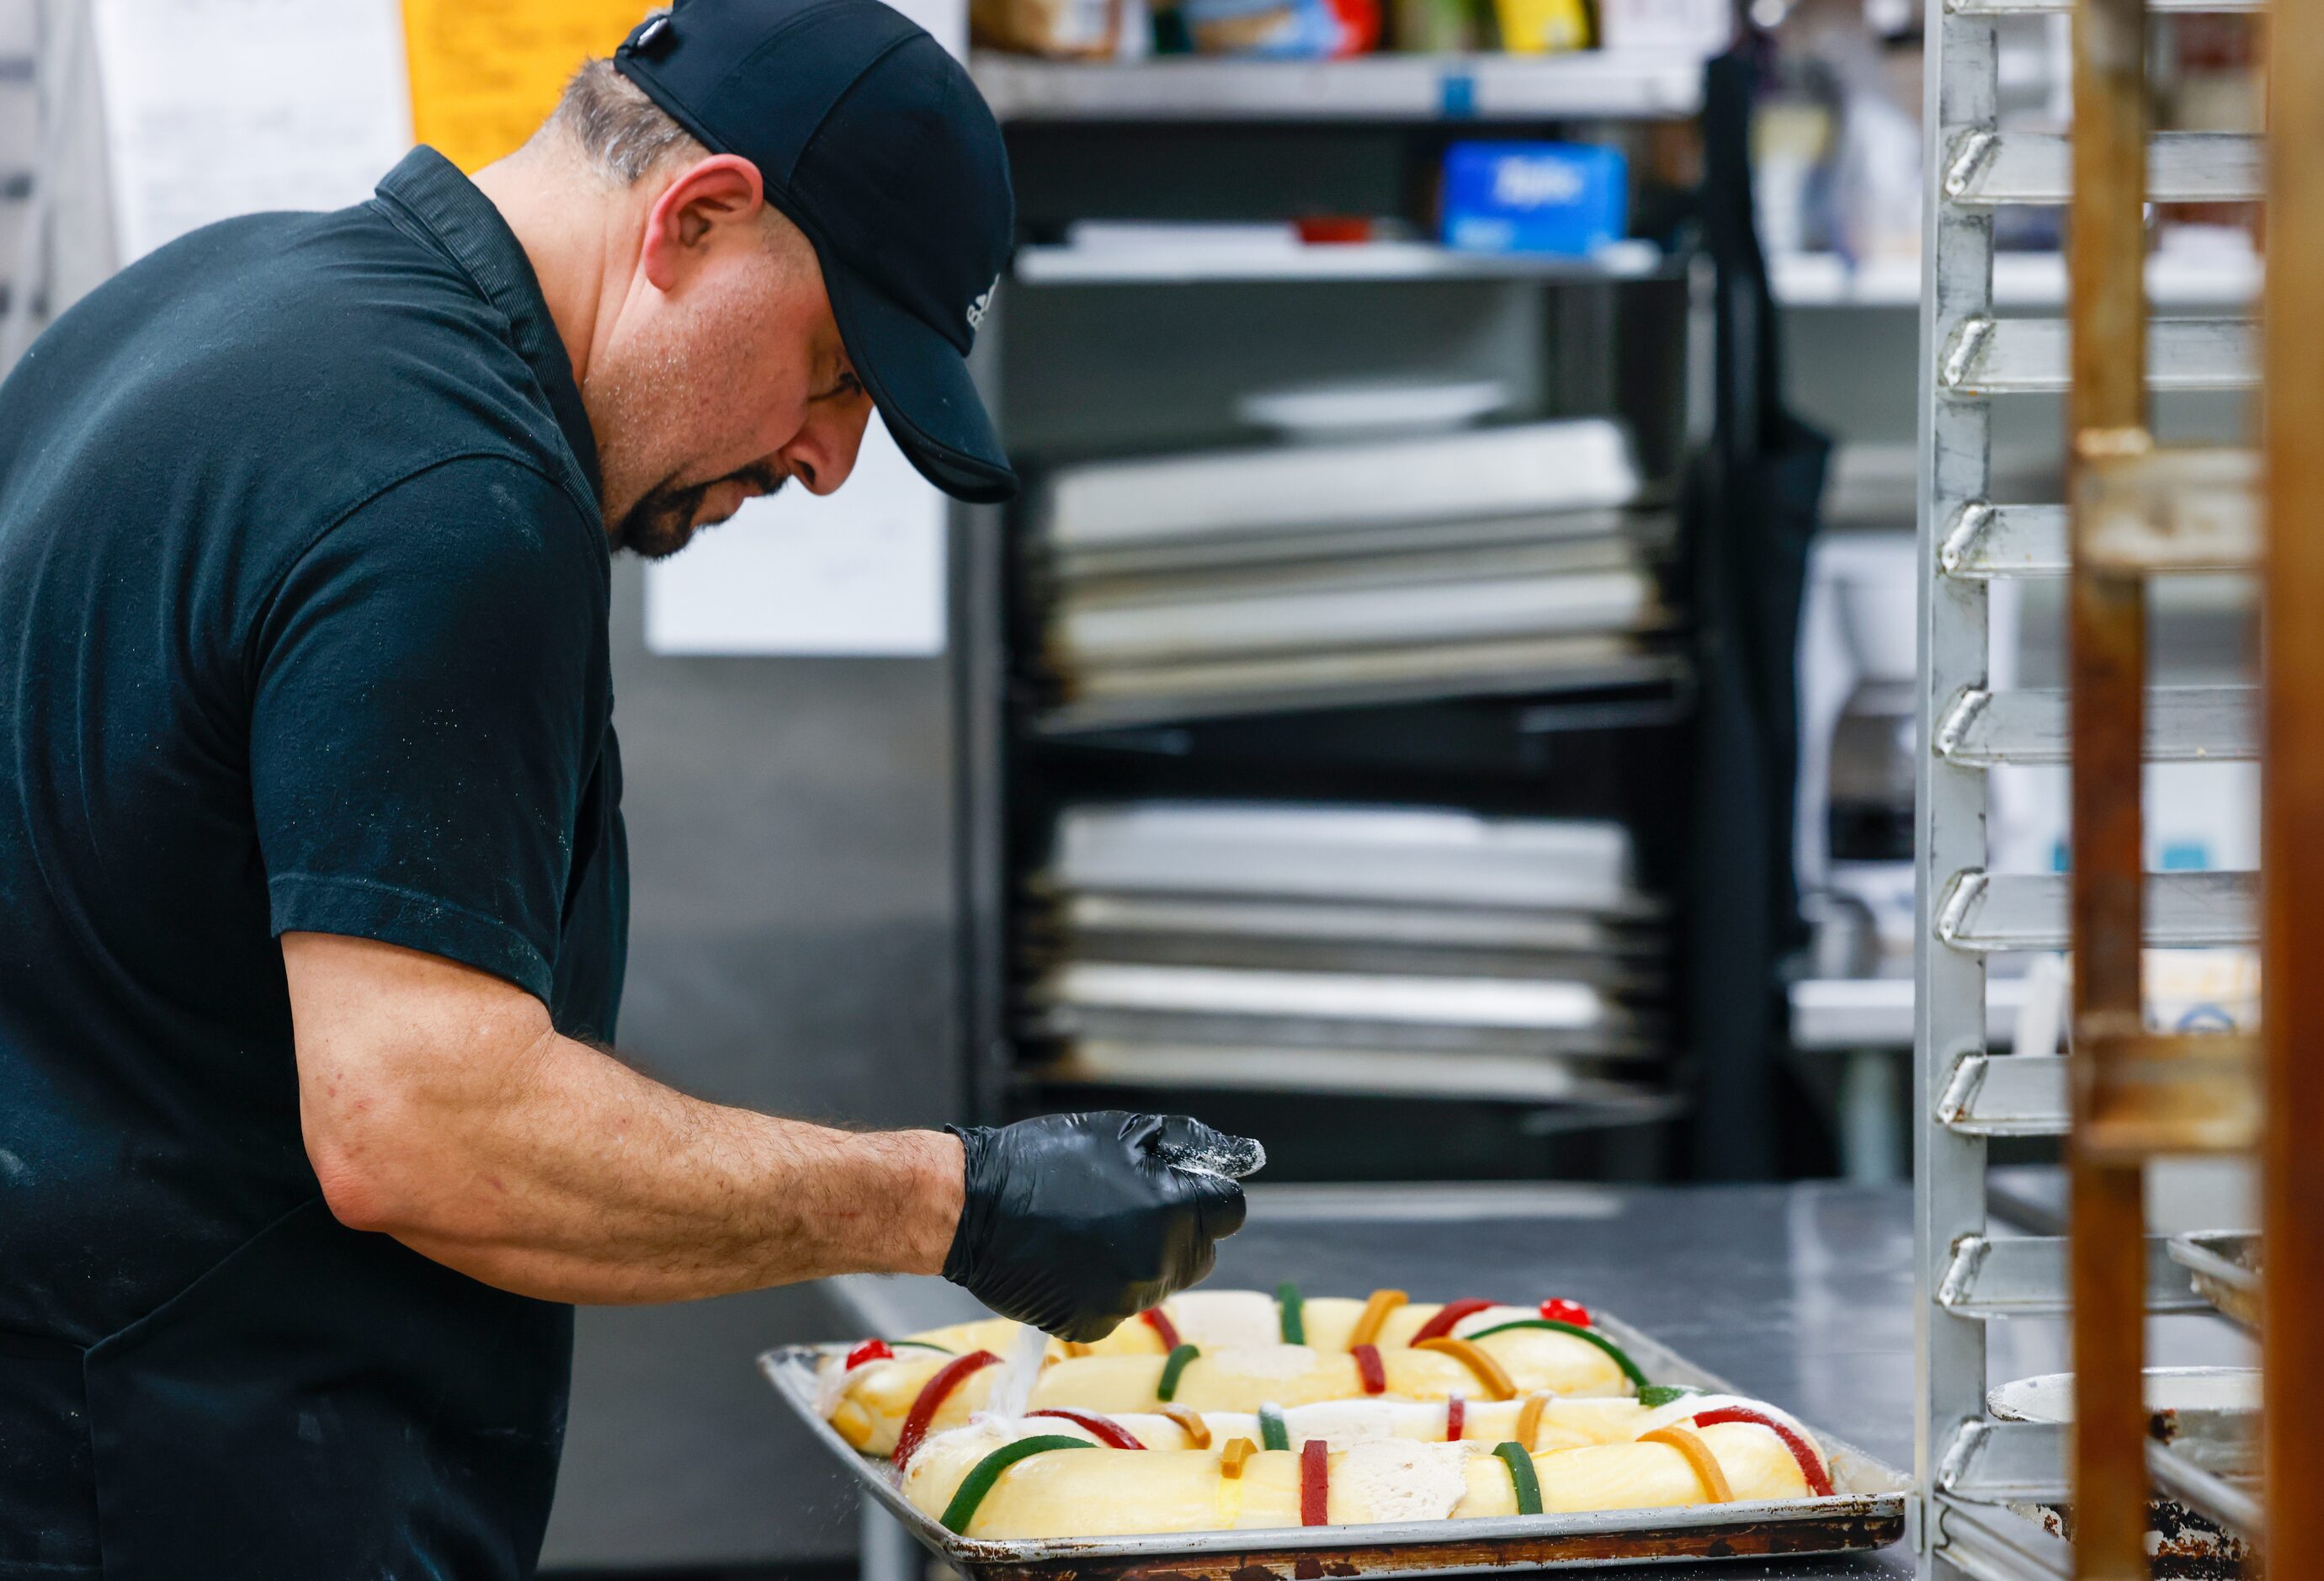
[784,402,872,497]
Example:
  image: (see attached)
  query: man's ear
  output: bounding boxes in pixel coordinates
[640,154,768,293]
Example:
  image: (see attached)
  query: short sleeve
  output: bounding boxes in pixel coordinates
[250,455,610,1002]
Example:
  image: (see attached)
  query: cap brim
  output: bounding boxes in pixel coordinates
[825,264,1018,505]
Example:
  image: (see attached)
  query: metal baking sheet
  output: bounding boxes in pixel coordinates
[1049,533,1655,610]
[1024,961,1646,1044]
[1047,567,1663,667]
[1986,1366,2261,1424]
[1031,1041,1675,1107]
[1027,1006,1657,1061]
[2167,1231,2261,1331]
[1045,894,1667,953]
[1045,804,1639,913]
[1041,634,1685,735]
[1041,506,1676,585]
[1029,933,1667,990]
[759,1308,1905,1581]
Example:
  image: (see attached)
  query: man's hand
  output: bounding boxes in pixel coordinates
[943,1112,1257,1341]
[283,931,964,1303]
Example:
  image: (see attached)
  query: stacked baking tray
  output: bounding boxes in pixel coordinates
[1024,801,1670,1109]
[1029,420,1683,733]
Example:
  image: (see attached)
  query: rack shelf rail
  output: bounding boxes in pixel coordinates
[1911,0,2298,1565]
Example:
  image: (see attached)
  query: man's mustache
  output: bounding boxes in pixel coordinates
[716,462,790,503]
[611,463,790,559]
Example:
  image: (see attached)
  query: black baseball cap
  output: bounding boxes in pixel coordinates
[614,0,1018,503]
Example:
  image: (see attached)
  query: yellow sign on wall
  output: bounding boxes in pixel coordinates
[402,0,656,173]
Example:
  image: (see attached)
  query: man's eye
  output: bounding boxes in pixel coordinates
[825,373,864,402]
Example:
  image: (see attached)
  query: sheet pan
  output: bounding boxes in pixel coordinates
[2167,1231,2260,1331]
[759,1308,1906,1581]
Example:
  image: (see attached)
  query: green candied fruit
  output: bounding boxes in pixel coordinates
[1276,1281,1306,1345]
[1157,1344,1201,1403]
[938,1436,1093,1534]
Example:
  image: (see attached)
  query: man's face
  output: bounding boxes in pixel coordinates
[588,175,875,561]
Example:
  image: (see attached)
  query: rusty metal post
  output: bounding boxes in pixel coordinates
[2066,0,2151,1569]
[2263,0,2324,1548]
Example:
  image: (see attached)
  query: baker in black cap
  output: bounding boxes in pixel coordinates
[0,3,1252,1576]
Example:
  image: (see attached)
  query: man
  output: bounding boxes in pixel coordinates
[0,3,1252,1576]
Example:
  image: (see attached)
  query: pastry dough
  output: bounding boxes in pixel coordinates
[814,1289,1838,1534]
[901,1419,1816,1538]
[870,1391,1795,1456]
[826,1329,1630,1458]
[895,1291,1554,1364]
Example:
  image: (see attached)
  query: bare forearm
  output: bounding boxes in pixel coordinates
[378,1034,963,1302]
[286,931,963,1304]
[285,933,1247,1330]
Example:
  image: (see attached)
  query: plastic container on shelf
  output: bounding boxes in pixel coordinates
[1174,0,1381,55]
[1440,141,1628,256]
[1492,0,1591,51]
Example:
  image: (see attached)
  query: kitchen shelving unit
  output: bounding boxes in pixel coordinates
[1770,248,2258,309]
[952,46,1812,1180]
[1014,240,1680,285]
[969,49,1707,120]
[1910,0,2276,1559]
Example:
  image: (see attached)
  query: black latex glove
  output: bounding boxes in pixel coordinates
[942,1111,1258,1342]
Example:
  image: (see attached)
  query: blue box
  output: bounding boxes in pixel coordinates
[1440,141,1629,257]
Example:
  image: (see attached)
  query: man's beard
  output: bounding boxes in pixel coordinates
[609,464,789,560]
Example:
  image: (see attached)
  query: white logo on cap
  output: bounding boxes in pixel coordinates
[966,275,997,336]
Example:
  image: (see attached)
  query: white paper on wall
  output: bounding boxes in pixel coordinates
[875,0,967,55]
[642,411,948,657]
[91,0,414,262]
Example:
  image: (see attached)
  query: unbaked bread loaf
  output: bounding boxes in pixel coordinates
[900,1418,1818,1537]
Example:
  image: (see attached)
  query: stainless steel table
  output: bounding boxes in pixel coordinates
[818,1179,2249,1581]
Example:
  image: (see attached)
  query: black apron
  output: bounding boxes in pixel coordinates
[80,1200,570,1580]
[1678,46,1834,1179]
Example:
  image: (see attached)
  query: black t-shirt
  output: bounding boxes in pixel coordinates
[0,149,627,1578]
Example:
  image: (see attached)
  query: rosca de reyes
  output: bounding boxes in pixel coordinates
[822,1296,1641,1461]
[896,1395,1833,1538]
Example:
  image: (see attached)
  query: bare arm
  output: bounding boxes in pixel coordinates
[283,930,964,1305]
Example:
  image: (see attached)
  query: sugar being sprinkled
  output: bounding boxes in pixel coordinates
[1160,1135,1268,1180]
[985,1323,1050,1424]
[964,1132,1262,1429]
[816,1351,873,1418]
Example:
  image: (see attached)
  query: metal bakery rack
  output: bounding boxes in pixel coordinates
[1912,0,2316,1565]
